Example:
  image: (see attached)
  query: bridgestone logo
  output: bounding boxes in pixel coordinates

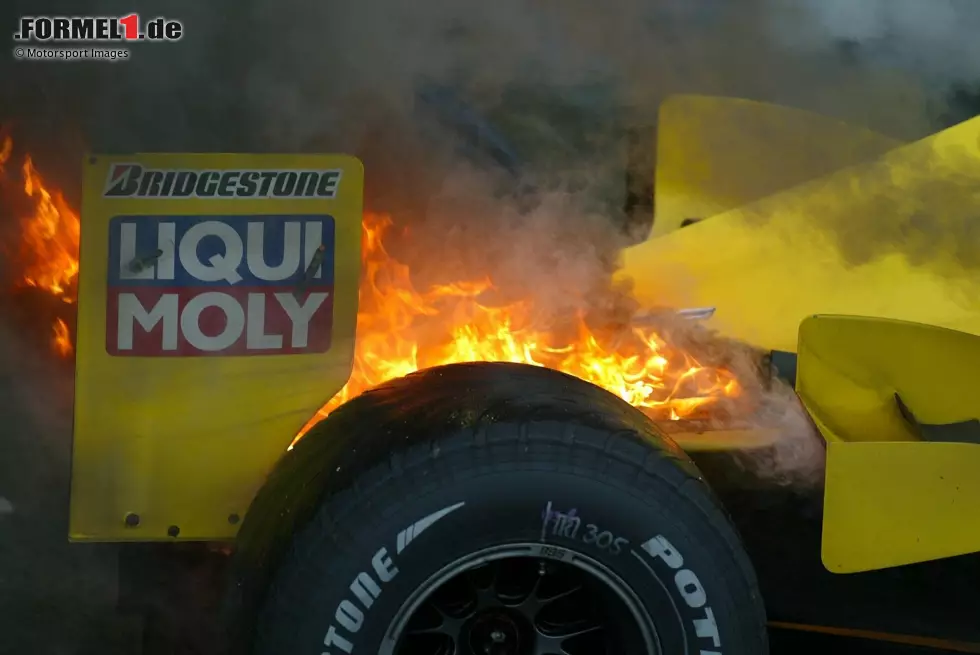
[103,164,343,199]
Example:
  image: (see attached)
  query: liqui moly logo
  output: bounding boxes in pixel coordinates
[106,214,335,356]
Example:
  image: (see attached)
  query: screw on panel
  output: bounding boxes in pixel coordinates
[167,525,180,538]
[228,513,240,525]
[124,512,140,527]
[88,156,97,165]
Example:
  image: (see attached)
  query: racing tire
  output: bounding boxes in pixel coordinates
[230,362,768,655]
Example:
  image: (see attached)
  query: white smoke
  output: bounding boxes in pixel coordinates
[743,378,826,488]
[767,0,980,84]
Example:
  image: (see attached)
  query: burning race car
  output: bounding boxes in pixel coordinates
[3,92,980,654]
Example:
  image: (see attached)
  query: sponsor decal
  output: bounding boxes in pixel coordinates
[105,214,335,356]
[638,535,723,654]
[103,165,343,199]
[323,502,465,654]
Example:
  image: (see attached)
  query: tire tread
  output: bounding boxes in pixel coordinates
[228,362,767,654]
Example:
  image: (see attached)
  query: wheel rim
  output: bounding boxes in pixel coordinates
[383,544,660,655]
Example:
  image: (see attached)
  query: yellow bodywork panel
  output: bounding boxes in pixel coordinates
[667,427,780,452]
[71,153,363,541]
[620,115,980,352]
[823,442,980,573]
[796,315,980,443]
[652,95,902,238]
[794,315,980,572]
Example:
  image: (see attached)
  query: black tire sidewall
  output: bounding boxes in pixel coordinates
[261,459,753,655]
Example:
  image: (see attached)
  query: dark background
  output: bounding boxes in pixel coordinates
[1,1,979,653]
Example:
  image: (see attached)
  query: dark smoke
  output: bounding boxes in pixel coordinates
[1,0,978,651]
[2,0,978,203]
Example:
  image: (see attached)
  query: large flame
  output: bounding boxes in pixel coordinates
[19,155,80,299]
[290,212,740,445]
[1,139,742,440]
[1,135,80,355]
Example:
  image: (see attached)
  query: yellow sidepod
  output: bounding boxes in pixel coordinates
[652,95,902,238]
[619,116,980,352]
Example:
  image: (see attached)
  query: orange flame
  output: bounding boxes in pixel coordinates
[2,134,80,356]
[2,140,741,430]
[0,135,12,172]
[290,213,740,446]
[19,153,81,300]
[52,317,73,357]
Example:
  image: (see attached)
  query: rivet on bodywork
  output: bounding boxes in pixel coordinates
[167,525,180,538]
[124,512,140,527]
[228,513,240,525]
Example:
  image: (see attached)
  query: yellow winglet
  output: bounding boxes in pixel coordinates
[794,315,980,572]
